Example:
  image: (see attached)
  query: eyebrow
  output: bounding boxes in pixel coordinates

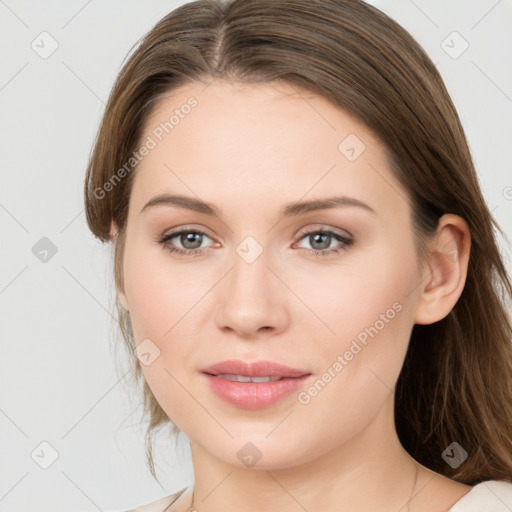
[140,193,377,217]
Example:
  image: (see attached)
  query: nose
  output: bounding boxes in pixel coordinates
[214,246,290,339]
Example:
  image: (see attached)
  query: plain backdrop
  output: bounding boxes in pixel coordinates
[0,1,511,511]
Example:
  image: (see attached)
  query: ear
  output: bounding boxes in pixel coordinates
[110,220,129,311]
[413,214,471,325]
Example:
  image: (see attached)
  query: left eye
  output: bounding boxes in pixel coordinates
[294,229,353,255]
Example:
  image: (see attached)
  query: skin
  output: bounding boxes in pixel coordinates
[112,80,473,511]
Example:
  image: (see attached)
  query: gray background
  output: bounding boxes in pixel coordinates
[0,1,511,511]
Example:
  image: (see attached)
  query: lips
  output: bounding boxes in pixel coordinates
[202,359,310,378]
[201,359,312,409]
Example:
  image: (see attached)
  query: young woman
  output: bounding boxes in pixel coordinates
[84,0,512,510]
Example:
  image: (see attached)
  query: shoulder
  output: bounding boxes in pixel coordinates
[449,480,512,511]
[122,486,190,512]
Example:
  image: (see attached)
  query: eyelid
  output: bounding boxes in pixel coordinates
[294,223,353,240]
[162,224,216,240]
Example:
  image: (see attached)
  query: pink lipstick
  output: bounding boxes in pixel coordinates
[201,359,312,409]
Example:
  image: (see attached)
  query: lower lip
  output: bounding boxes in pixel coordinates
[202,373,312,409]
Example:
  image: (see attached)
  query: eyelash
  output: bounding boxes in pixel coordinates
[156,226,354,258]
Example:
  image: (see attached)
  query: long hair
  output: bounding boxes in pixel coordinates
[84,0,512,484]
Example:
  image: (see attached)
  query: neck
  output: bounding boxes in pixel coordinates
[189,394,421,512]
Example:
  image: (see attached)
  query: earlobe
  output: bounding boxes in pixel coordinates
[413,214,471,325]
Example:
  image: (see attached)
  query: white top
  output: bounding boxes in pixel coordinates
[448,480,512,511]
[123,480,512,511]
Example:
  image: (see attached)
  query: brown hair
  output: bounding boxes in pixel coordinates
[84,0,512,485]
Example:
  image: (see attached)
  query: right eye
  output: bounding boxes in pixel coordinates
[157,228,217,257]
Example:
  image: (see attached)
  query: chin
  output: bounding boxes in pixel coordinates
[203,434,316,471]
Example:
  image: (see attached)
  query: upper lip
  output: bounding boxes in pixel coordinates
[202,359,311,378]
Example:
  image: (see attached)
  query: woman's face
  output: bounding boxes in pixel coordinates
[116,80,426,469]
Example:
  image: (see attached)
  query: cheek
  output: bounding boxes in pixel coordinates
[121,243,208,427]
[122,240,198,341]
[289,270,414,458]
[294,245,415,352]
[294,244,417,404]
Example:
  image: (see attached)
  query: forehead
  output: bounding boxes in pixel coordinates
[141,79,387,155]
[129,79,409,219]
[142,79,382,153]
